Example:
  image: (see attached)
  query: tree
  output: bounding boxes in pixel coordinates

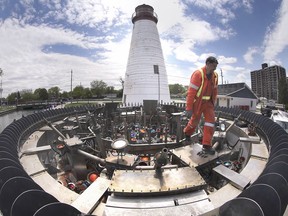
[72,85,84,99]
[105,86,115,94]
[169,84,186,95]
[34,88,48,101]
[278,78,288,104]
[61,91,70,99]
[83,88,92,98]
[20,89,35,101]
[116,89,123,98]
[90,80,107,98]
[7,92,18,104]
[48,86,60,100]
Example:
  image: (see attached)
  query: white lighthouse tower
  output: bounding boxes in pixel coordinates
[123,4,171,105]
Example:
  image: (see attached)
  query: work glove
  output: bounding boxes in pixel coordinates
[185,110,192,118]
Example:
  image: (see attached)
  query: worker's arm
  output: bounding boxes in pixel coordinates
[212,72,218,106]
[186,70,202,111]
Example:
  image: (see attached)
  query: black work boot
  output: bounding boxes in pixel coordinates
[202,145,215,155]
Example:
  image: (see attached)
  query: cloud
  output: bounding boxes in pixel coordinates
[243,47,259,64]
[263,0,288,62]
[216,56,237,64]
[173,41,199,62]
[160,14,235,65]
[165,63,189,85]
[219,65,251,86]
[184,0,254,24]
[0,18,127,96]
[63,0,128,28]
[0,0,264,98]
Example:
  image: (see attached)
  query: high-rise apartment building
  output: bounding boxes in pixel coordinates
[251,63,286,101]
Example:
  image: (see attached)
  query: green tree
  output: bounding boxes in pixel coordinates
[90,80,107,98]
[7,92,18,104]
[83,87,92,98]
[72,85,84,99]
[116,89,123,98]
[48,86,60,100]
[34,88,48,100]
[105,86,115,94]
[20,89,35,101]
[169,84,186,95]
[61,91,70,99]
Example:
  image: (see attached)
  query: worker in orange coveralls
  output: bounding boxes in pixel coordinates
[183,56,218,155]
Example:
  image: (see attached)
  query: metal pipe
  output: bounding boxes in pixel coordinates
[165,117,168,143]
[74,112,82,130]
[44,118,66,140]
[76,149,106,166]
[226,114,241,133]
[135,164,178,170]
[212,141,220,150]
[89,111,98,128]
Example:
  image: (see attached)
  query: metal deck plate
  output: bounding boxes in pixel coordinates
[20,131,44,151]
[20,154,47,176]
[251,143,269,159]
[240,157,267,183]
[209,183,242,208]
[33,171,79,204]
[213,164,250,190]
[105,154,137,167]
[172,144,220,167]
[109,167,206,195]
[71,177,111,214]
[21,145,51,155]
[104,189,214,216]
[104,199,213,216]
[106,189,209,208]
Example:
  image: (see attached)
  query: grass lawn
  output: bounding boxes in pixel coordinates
[64,99,122,108]
[0,106,16,112]
[64,101,102,108]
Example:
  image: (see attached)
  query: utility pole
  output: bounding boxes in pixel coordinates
[220,68,224,85]
[70,70,73,98]
[0,68,3,106]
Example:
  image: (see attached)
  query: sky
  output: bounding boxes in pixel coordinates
[0,0,288,98]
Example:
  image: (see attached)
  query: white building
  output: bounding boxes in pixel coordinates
[217,83,258,111]
[122,4,171,105]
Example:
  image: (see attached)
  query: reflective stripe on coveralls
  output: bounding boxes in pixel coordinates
[202,96,210,100]
[187,122,214,129]
[189,83,199,90]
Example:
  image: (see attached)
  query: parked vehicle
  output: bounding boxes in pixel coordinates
[270,109,288,133]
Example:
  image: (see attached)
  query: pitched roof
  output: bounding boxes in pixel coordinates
[218,83,258,99]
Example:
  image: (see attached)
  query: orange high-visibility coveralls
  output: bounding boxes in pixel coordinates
[184,66,218,146]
